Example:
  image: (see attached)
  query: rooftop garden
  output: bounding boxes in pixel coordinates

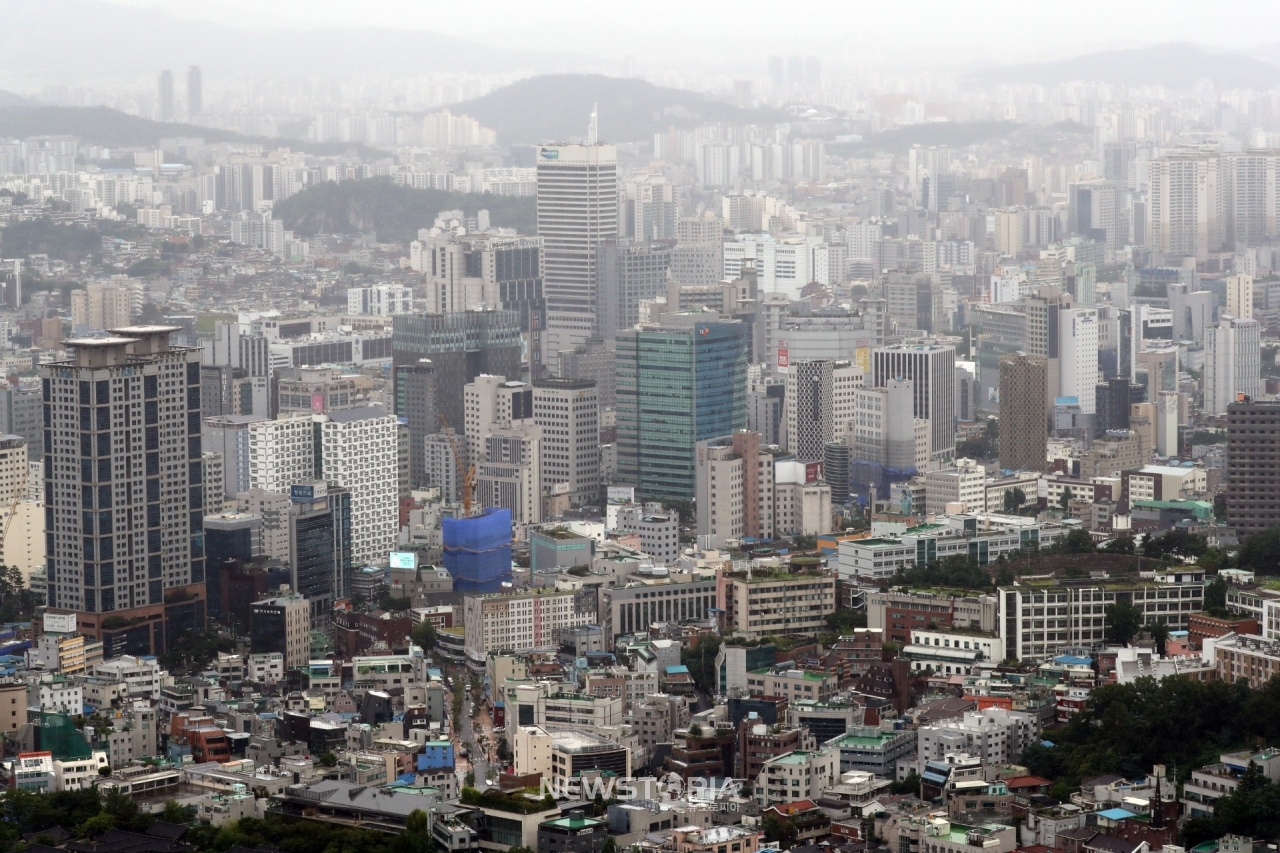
[460,785,558,815]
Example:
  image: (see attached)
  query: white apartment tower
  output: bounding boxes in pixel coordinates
[1148,149,1223,262]
[248,416,315,494]
[537,143,619,359]
[318,408,398,565]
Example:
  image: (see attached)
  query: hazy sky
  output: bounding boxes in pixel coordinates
[99,0,1280,68]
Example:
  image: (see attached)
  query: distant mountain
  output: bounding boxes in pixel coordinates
[0,90,28,107]
[0,0,594,80]
[449,74,788,144]
[971,43,1280,90]
[0,105,382,157]
[274,177,536,243]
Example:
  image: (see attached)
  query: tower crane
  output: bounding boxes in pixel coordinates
[437,413,476,517]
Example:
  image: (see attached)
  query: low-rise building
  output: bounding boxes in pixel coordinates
[826,726,917,779]
[754,747,840,806]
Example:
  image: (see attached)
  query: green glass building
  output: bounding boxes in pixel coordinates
[615,315,747,502]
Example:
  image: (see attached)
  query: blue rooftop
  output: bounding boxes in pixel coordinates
[665,665,690,674]
[1097,808,1138,821]
[1053,654,1093,666]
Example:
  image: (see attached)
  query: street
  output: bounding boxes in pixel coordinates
[456,690,491,789]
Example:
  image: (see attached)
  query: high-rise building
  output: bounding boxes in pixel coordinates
[1205,316,1262,414]
[202,321,270,379]
[616,316,747,502]
[463,375,534,466]
[622,174,677,241]
[286,482,352,625]
[393,359,437,488]
[1227,273,1254,320]
[317,408,398,565]
[1224,149,1280,249]
[41,327,206,655]
[999,353,1048,472]
[250,594,310,670]
[872,343,956,465]
[558,337,616,410]
[1058,308,1099,415]
[595,240,670,340]
[158,70,174,122]
[392,310,523,444]
[785,360,833,462]
[71,283,132,331]
[0,378,42,462]
[1067,181,1122,250]
[1226,398,1280,535]
[204,415,261,500]
[417,233,545,376]
[694,433,774,551]
[347,283,414,316]
[670,215,724,288]
[533,378,600,506]
[187,66,202,118]
[537,143,618,358]
[248,416,315,494]
[1148,149,1223,262]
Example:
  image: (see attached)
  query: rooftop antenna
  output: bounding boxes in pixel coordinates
[587,103,598,146]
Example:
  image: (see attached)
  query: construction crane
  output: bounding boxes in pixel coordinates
[0,464,27,559]
[438,413,476,517]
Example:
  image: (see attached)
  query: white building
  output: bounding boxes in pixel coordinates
[755,747,840,806]
[247,416,315,494]
[538,143,619,357]
[925,460,987,515]
[1059,308,1099,414]
[1148,150,1223,263]
[463,589,594,662]
[89,656,167,701]
[533,378,600,506]
[916,708,1040,766]
[317,408,399,564]
[723,236,816,299]
[1205,316,1262,414]
[347,284,414,316]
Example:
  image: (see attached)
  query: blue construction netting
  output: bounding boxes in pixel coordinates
[443,507,513,593]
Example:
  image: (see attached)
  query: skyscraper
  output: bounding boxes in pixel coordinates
[871,343,956,465]
[41,326,206,655]
[1226,273,1254,320]
[187,66,202,118]
[393,359,437,488]
[1058,307,1099,415]
[616,316,747,502]
[595,239,670,340]
[999,353,1048,472]
[1226,397,1280,535]
[1205,316,1262,414]
[1148,149,1223,263]
[533,377,600,506]
[784,360,834,463]
[1224,149,1280,249]
[392,310,522,443]
[537,143,618,360]
[158,70,174,122]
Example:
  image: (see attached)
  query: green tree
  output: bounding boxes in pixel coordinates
[762,813,798,846]
[1059,487,1074,512]
[319,752,338,767]
[1205,575,1229,614]
[1147,620,1170,656]
[681,634,723,693]
[1104,601,1144,645]
[1052,529,1097,555]
[406,809,430,834]
[889,771,921,795]
[1239,527,1280,575]
[160,800,192,824]
[411,620,437,650]
[78,813,115,838]
[1003,488,1026,514]
[1102,535,1136,555]
[464,770,475,786]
